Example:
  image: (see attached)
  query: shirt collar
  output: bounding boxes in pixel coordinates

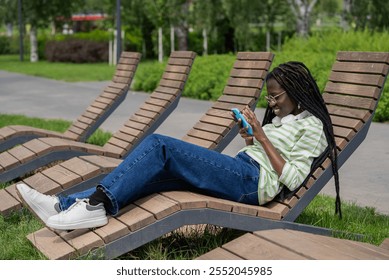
[272,110,311,127]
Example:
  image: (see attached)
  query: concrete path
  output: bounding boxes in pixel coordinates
[1,70,388,215]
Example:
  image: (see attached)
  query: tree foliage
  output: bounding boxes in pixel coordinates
[1,0,389,59]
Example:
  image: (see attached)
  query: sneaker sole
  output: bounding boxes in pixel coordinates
[46,216,108,231]
[16,186,51,225]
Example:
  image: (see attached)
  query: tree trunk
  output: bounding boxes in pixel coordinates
[6,23,13,37]
[202,28,208,56]
[341,0,351,30]
[30,25,38,62]
[170,25,175,52]
[266,31,270,51]
[158,27,163,63]
[175,25,188,51]
[174,0,189,51]
[288,0,317,37]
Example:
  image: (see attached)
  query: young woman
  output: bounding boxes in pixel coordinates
[17,61,341,230]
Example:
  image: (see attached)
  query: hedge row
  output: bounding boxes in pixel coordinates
[45,40,108,63]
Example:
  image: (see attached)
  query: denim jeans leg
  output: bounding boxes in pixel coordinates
[60,134,260,215]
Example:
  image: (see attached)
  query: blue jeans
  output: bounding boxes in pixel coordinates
[58,134,260,215]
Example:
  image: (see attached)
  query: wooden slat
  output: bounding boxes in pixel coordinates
[0,151,19,170]
[233,60,271,70]
[324,82,381,98]
[167,57,193,66]
[199,115,234,128]
[336,51,389,63]
[186,129,222,144]
[93,217,130,244]
[42,165,82,190]
[117,204,156,232]
[7,145,36,163]
[223,232,306,259]
[193,122,229,136]
[327,105,371,122]
[236,52,274,61]
[380,238,389,251]
[59,228,105,258]
[170,50,197,59]
[330,115,363,131]
[230,69,267,79]
[217,95,255,106]
[223,86,259,97]
[196,247,243,260]
[27,228,77,260]
[323,93,376,110]
[23,173,63,194]
[164,65,190,74]
[134,193,180,220]
[0,188,22,216]
[161,191,208,209]
[60,157,101,180]
[227,77,263,88]
[328,72,385,87]
[332,61,389,75]
[181,135,217,149]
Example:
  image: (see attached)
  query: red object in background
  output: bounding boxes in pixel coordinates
[71,14,107,21]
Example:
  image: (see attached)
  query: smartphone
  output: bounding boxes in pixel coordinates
[231,108,253,135]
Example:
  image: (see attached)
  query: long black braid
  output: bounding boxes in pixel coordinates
[265,61,342,218]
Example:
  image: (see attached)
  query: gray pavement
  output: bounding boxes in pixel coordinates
[1,70,388,215]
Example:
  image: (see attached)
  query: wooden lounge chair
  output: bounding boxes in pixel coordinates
[196,229,389,260]
[23,51,275,259]
[0,51,196,183]
[0,52,141,153]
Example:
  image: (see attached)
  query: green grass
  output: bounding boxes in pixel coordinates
[0,114,112,147]
[0,55,116,82]
[0,115,388,260]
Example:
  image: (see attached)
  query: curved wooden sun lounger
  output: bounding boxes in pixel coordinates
[0,51,196,184]
[22,52,275,259]
[25,51,388,260]
[0,52,141,152]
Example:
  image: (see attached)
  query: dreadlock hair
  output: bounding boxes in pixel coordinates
[265,61,342,218]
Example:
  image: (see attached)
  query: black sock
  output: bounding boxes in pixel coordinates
[89,187,112,209]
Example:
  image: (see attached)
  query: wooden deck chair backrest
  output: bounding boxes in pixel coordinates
[265,51,389,222]
[62,52,141,142]
[182,52,274,152]
[102,51,196,158]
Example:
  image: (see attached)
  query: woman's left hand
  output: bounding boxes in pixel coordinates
[242,106,266,143]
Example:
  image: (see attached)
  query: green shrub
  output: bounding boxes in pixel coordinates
[132,61,166,92]
[133,54,235,100]
[277,29,389,122]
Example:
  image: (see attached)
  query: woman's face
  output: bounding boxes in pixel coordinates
[266,78,299,118]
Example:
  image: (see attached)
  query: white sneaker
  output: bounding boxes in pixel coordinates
[46,199,108,230]
[16,183,61,224]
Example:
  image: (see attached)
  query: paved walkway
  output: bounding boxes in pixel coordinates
[1,70,388,215]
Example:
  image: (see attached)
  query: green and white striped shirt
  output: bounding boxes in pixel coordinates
[240,111,328,205]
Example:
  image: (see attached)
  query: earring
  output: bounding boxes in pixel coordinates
[298,103,301,110]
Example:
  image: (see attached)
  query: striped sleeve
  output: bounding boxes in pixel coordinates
[278,121,327,191]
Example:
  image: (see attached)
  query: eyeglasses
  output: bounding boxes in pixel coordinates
[264,90,286,105]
